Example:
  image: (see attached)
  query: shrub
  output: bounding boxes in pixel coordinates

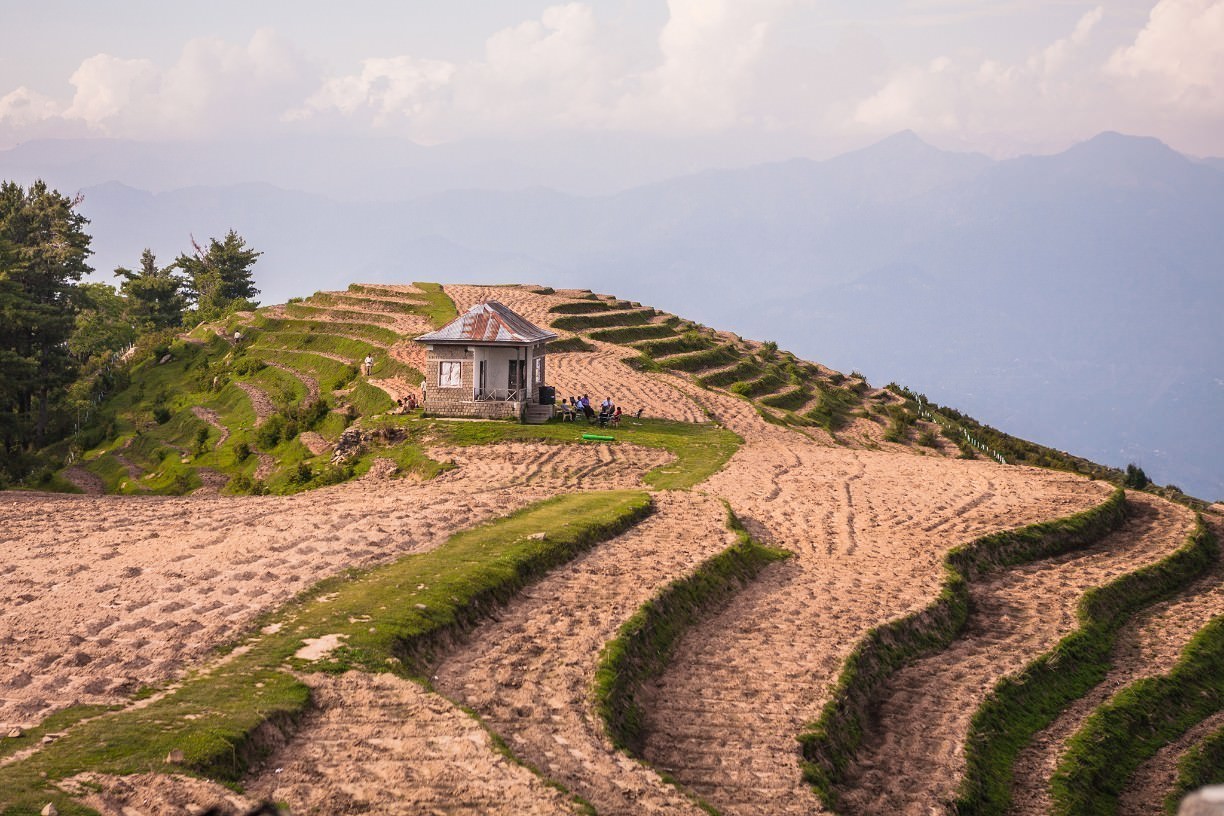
[1124,463,1150,488]
[152,406,172,425]
[232,357,267,376]
[289,462,313,485]
[233,441,251,463]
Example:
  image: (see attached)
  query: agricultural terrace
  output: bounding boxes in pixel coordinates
[1,283,1220,815]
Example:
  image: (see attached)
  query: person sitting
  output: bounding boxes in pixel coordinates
[560,398,575,421]
[610,406,622,427]
[579,395,595,422]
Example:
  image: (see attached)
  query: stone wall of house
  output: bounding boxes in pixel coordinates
[423,344,522,420]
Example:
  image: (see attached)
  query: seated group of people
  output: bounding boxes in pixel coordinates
[559,395,627,426]
[395,393,419,413]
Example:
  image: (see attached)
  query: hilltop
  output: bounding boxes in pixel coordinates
[1,282,1222,816]
[42,281,1133,499]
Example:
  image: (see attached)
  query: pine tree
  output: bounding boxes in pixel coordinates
[115,248,187,331]
[175,230,261,319]
[0,180,92,453]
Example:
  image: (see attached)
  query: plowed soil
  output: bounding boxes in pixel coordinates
[434,491,736,815]
[839,491,1193,816]
[3,285,1196,816]
[636,385,1108,816]
[0,441,665,729]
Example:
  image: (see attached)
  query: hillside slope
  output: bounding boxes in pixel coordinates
[2,283,1221,816]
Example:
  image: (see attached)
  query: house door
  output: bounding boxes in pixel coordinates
[478,360,487,396]
[508,359,525,393]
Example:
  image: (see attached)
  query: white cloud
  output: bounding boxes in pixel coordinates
[0,87,60,128]
[2,29,315,140]
[1108,0,1224,112]
[63,54,157,127]
[851,6,1109,149]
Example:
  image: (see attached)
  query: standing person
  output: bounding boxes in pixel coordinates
[363,354,373,376]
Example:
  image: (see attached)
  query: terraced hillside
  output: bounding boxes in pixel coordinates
[2,283,1221,816]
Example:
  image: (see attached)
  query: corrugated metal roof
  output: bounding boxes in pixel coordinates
[416,301,559,345]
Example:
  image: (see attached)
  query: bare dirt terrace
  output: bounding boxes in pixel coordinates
[2,283,1210,816]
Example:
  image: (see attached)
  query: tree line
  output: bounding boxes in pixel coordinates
[0,179,261,484]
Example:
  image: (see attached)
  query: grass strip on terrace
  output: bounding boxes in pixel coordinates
[798,487,1129,811]
[660,345,741,374]
[250,315,401,346]
[412,281,459,328]
[0,491,652,816]
[594,501,790,756]
[551,309,656,332]
[587,323,679,344]
[956,512,1218,816]
[283,301,397,324]
[1169,719,1224,812]
[373,415,741,491]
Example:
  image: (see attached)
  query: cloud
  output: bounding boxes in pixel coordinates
[1107,0,1224,112]
[0,87,60,129]
[3,29,315,140]
[850,6,1109,149]
[63,55,157,126]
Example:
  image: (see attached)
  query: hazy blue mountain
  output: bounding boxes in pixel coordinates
[9,132,1221,499]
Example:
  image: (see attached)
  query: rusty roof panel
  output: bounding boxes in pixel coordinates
[416,301,558,344]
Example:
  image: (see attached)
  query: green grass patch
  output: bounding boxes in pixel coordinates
[345,381,396,416]
[283,302,397,324]
[760,387,812,412]
[803,386,862,433]
[1170,721,1224,812]
[660,345,741,373]
[697,359,763,388]
[729,369,788,399]
[412,281,459,328]
[253,331,382,365]
[258,349,360,391]
[548,300,614,315]
[550,309,656,332]
[632,331,717,358]
[547,336,596,353]
[594,502,789,754]
[1047,524,1224,816]
[588,323,678,344]
[0,491,652,815]
[250,315,401,345]
[799,488,1129,810]
[368,414,740,491]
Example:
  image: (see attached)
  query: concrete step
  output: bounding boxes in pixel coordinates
[523,405,554,425]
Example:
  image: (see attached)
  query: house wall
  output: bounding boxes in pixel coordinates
[423,344,526,419]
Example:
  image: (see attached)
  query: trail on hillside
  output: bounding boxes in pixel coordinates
[433,491,734,815]
[234,381,275,425]
[636,385,1107,816]
[838,491,1192,815]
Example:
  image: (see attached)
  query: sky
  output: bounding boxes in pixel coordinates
[1,0,1222,159]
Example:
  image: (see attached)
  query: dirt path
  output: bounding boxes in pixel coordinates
[190,406,230,449]
[61,466,104,495]
[635,386,1107,816]
[234,381,275,426]
[1008,511,1219,815]
[434,491,735,815]
[0,441,664,731]
[838,492,1192,815]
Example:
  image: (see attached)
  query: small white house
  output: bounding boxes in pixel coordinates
[415,301,558,422]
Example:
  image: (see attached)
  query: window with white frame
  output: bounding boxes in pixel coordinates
[439,360,462,388]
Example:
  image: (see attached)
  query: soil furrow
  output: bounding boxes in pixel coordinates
[433,492,737,816]
[636,385,1107,816]
[839,491,1192,816]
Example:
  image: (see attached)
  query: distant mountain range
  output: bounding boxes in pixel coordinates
[3,131,1221,500]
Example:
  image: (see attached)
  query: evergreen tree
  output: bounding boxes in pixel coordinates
[115,248,187,331]
[175,230,261,319]
[0,180,92,454]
